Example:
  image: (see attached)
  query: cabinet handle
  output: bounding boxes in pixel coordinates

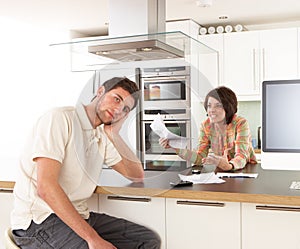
[252,49,256,90]
[177,200,225,207]
[0,188,13,193]
[256,205,300,212]
[107,196,151,203]
[261,48,266,80]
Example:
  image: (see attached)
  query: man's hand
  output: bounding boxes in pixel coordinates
[104,114,128,140]
[88,237,117,249]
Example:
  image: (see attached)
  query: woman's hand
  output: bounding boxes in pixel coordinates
[202,152,233,171]
[159,138,171,149]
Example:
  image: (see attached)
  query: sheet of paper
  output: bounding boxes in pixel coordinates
[179,172,225,184]
[150,114,188,149]
[216,172,258,178]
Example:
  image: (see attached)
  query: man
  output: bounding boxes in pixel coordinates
[11,77,161,249]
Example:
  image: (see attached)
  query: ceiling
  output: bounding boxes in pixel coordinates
[1,0,300,36]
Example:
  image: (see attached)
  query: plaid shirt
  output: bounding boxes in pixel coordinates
[178,114,257,170]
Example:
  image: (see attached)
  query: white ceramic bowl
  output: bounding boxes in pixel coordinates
[199,27,207,35]
[216,26,224,34]
[208,26,216,34]
[225,25,233,33]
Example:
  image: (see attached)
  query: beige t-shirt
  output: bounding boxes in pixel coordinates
[11,104,122,230]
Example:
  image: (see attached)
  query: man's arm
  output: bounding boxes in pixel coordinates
[105,130,144,182]
[35,157,116,249]
[104,116,144,182]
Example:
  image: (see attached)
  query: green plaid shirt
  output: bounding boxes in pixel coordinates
[178,114,257,170]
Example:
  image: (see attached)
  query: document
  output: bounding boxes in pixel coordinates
[178,172,225,184]
[216,172,258,178]
[150,114,188,149]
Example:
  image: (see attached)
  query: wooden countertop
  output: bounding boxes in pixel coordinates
[2,164,300,206]
[96,164,300,206]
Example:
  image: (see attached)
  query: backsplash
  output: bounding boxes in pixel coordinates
[191,101,261,149]
[237,101,261,146]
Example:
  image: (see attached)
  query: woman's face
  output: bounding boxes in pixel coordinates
[206,97,226,124]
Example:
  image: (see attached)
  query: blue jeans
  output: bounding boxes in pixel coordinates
[13,212,161,249]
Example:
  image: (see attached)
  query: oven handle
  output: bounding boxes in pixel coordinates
[142,76,189,83]
[142,120,190,124]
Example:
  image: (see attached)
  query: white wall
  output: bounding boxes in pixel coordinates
[0,16,93,180]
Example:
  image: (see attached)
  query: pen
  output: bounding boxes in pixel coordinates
[221,176,251,178]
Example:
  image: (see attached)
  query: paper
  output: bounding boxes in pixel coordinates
[179,172,225,184]
[216,172,258,178]
[150,114,188,149]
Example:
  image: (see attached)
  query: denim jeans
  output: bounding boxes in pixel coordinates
[13,212,161,249]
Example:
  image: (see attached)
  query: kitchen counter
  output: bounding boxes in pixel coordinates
[2,164,300,206]
[96,164,300,206]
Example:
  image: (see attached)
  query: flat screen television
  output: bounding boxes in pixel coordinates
[261,79,300,170]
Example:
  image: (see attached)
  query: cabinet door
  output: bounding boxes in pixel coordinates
[87,193,99,212]
[198,33,224,86]
[224,31,260,98]
[242,203,300,249]
[166,198,240,249]
[260,28,298,81]
[0,191,14,248]
[99,194,166,249]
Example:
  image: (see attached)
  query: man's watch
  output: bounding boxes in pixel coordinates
[229,162,234,170]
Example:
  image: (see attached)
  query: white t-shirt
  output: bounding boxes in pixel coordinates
[11,104,122,230]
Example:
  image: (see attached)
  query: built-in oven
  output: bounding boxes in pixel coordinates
[139,66,190,110]
[136,65,192,171]
[141,118,191,170]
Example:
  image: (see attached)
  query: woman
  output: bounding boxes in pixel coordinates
[159,86,257,171]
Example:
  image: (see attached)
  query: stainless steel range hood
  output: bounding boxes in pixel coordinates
[88,39,184,62]
[87,0,184,62]
[50,0,217,71]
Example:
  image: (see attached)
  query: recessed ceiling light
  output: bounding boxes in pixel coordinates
[219,15,228,20]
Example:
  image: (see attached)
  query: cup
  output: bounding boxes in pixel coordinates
[252,138,257,149]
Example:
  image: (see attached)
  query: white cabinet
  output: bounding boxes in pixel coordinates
[242,203,300,249]
[223,31,261,99]
[166,19,200,40]
[198,34,224,94]
[99,194,166,249]
[259,28,298,81]
[87,193,99,212]
[0,191,14,248]
[202,27,300,101]
[166,198,240,249]
[298,28,300,77]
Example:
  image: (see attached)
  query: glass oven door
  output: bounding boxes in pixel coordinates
[141,120,191,170]
[141,76,190,109]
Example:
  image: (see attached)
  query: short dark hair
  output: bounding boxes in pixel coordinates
[204,86,237,124]
[102,77,140,109]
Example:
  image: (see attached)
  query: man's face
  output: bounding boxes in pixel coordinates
[96,87,135,125]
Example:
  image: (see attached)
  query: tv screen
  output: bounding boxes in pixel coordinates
[261,79,300,170]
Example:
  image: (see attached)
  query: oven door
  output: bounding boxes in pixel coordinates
[141,120,191,170]
[141,76,190,109]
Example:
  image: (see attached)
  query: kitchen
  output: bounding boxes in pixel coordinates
[1,0,300,248]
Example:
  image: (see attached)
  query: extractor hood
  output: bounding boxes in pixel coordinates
[87,0,184,62]
[88,39,184,62]
[50,0,217,71]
